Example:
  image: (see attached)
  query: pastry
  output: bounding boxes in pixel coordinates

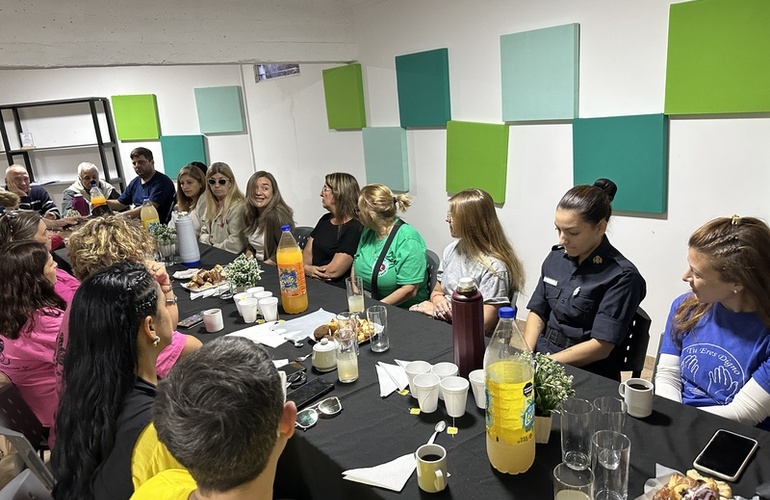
[652,473,722,500]
[686,469,732,499]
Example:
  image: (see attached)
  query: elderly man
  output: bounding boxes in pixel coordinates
[130,337,297,499]
[107,147,176,223]
[61,161,120,213]
[4,164,60,219]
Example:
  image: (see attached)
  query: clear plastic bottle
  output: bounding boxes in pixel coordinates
[140,196,160,232]
[276,225,308,314]
[89,181,111,216]
[483,306,535,474]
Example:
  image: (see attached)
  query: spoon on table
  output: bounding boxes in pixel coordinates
[294,353,312,362]
[427,420,447,445]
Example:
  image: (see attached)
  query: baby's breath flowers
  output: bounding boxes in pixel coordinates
[224,254,262,288]
[533,353,575,417]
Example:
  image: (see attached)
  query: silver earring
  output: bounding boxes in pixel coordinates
[152,336,160,347]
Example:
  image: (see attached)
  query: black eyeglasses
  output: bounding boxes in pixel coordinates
[208,178,228,186]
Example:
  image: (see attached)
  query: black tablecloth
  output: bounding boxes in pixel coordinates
[170,245,769,500]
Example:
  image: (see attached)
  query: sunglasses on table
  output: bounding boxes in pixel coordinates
[295,396,343,431]
[208,178,229,185]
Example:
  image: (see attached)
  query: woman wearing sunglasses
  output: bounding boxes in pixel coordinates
[199,162,248,254]
[175,164,207,237]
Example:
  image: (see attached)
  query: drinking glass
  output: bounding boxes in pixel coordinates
[345,276,365,313]
[592,430,631,500]
[560,397,595,471]
[366,305,389,352]
[553,462,594,500]
[593,396,627,433]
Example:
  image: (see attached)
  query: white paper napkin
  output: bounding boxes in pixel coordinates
[226,321,287,347]
[633,464,754,500]
[342,453,416,492]
[278,308,337,340]
[376,362,409,397]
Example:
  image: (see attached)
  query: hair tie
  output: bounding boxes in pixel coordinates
[731,214,741,225]
[393,196,397,206]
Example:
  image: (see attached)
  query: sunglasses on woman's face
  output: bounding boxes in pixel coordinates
[208,178,228,186]
[295,396,343,431]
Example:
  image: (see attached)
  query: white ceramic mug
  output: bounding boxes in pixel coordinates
[618,377,654,418]
[202,308,224,333]
[415,443,448,493]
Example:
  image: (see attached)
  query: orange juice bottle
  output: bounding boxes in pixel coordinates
[89,181,111,216]
[276,225,308,314]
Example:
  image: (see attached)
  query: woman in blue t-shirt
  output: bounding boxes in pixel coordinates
[656,215,770,429]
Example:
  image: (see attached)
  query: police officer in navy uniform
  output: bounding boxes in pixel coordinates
[523,179,646,380]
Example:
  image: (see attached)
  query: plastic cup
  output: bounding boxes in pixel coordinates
[405,361,432,399]
[233,292,250,317]
[439,376,469,418]
[240,298,258,324]
[246,286,264,297]
[468,369,486,409]
[431,362,458,400]
[202,308,224,333]
[413,373,441,413]
[252,291,273,315]
[259,296,279,321]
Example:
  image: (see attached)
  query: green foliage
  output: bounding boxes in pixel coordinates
[225,254,262,287]
[149,224,177,245]
[533,352,575,417]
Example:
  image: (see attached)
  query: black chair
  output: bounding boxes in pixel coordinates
[617,307,652,378]
[0,428,55,493]
[0,384,48,462]
[292,226,313,251]
[425,249,440,291]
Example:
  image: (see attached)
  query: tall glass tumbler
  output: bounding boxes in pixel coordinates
[560,397,595,471]
[553,462,594,500]
[592,430,631,500]
[366,305,389,352]
[593,396,627,433]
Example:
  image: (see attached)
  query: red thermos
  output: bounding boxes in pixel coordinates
[451,277,484,378]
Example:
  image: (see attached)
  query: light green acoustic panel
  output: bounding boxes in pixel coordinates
[665,0,770,114]
[362,127,409,191]
[194,86,245,134]
[111,94,161,141]
[573,114,669,214]
[322,64,367,130]
[396,48,451,128]
[160,135,208,179]
[445,121,508,204]
[500,23,580,122]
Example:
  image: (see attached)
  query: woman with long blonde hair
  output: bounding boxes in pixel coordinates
[199,162,248,254]
[410,188,525,333]
[655,216,770,429]
[352,183,428,308]
[242,171,295,264]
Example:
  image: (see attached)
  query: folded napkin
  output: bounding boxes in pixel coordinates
[634,464,755,500]
[342,453,416,492]
[278,308,337,340]
[189,282,230,300]
[226,321,287,348]
[376,362,409,397]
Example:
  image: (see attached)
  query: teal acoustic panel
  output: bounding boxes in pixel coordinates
[573,114,669,214]
[446,121,509,204]
[395,48,451,128]
[362,127,409,191]
[194,86,245,134]
[501,23,580,121]
[160,135,208,179]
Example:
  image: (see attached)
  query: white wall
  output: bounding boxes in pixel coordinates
[2,0,769,357]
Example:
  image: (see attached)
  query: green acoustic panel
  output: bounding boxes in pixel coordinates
[446,121,509,204]
[665,0,770,114]
[111,94,161,141]
[501,23,580,122]
[194,86,246,134]
[362,127,409,191]
[396,48,451,128]
[322,64,367,130]
[573,114,669,214]
[160,135,208,179]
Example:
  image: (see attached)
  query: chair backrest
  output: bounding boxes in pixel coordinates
[618,307,652,378]
[0,384,46,455]
[0,428,54,492]
[425,249,440,292]
[292,226,314,251]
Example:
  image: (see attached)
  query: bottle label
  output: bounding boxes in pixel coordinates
[143,219,160,233]
[485,362,535,445]
[278,262,306,297]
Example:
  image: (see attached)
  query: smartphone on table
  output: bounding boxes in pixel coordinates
[693,429,759,482]
[177,312,204,329]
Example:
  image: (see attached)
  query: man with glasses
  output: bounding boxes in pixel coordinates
[107,147,176,223]
[4,164,61,219]
[132,336,297,499]
[61,161,121,213]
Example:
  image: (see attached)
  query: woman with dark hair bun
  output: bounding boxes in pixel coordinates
[52,262,177,500]
[523,179,646,380]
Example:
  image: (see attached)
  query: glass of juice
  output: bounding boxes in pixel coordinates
[345,276,365,313]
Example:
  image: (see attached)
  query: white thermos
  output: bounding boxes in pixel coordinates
[176,212,200,267]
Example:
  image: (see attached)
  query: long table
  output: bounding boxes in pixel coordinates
[173,245,770,500]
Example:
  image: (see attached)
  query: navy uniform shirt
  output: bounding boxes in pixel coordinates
[527,235,646,380]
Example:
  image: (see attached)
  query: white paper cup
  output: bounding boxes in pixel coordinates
[431,362,458,400]
[252,291,273,315]
[440,376,469,418]
[233,292,250,317]
[405,361,432,399]
[202,308,224,333]
[246,286,264,297]
[259,296,279,321]
[468,369,486,409]
[240,298,258,324]
[413,373,441,413]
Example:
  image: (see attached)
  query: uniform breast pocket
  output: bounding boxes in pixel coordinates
[545,285,562,302]
[572,295,599,315]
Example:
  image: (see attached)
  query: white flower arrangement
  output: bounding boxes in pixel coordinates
[149,224,177,245]
[224,254,262,288]
[533,352,576,417]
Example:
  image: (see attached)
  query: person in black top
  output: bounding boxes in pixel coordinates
[52,262,175,500]
[523,179,646,380]
[303,172,363,288]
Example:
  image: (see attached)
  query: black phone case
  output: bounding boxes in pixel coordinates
[178,313,203,328]
[287,378,335,409]
[279,361,308,377]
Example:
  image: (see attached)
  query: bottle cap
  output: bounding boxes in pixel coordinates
[498,307,515,319]
[142,195,149,201]
[91,181,97,186]
[281,224,291,232]
[456,277,477,292]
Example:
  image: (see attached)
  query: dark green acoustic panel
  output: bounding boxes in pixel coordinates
[396,48,451,128]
